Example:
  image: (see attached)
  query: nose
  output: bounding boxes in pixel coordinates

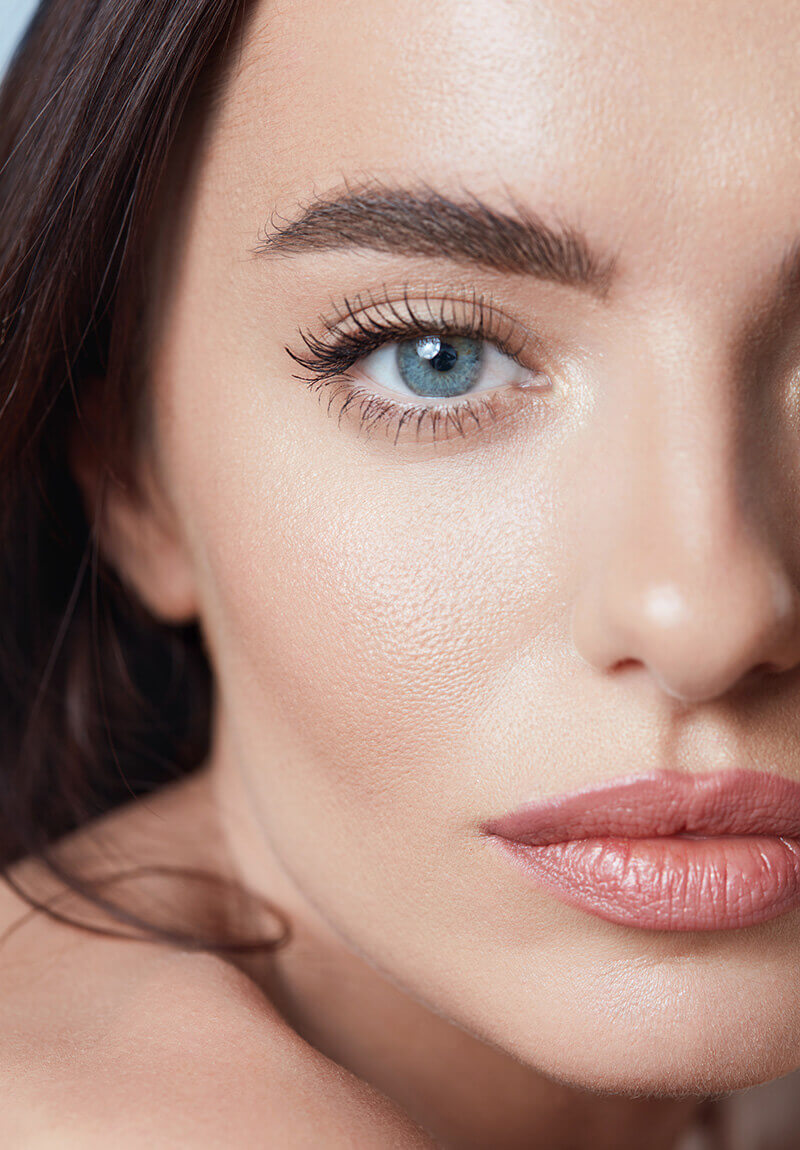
[569,357,800,704]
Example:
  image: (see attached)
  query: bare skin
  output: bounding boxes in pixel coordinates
[5,0,800,1146]
[0,775,436,1147]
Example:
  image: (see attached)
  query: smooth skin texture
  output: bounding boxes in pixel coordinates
[6,0,800,1145]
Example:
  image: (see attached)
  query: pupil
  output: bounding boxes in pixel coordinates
[428,342,458,372]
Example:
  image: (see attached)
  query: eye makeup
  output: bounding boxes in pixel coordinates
[284,286,554,446]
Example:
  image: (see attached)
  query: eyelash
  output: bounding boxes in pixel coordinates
[285,288,543,445]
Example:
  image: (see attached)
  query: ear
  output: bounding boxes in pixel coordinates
[68,394,200,626]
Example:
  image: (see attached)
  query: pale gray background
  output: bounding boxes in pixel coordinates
[0,0,38,76]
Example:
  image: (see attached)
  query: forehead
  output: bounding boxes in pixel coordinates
[208,0,800,292]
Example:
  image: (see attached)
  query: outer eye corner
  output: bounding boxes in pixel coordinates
[512,367,554,393]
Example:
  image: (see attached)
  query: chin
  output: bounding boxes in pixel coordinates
[499,974,800,1099]
[437,945,800,1101]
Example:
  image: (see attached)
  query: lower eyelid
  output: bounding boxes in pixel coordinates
[335,374,550,449]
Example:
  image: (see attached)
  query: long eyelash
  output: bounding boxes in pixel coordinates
[284,286,531,445]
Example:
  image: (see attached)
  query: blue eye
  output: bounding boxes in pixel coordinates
[354,332,531,402]
[396,335,483,398]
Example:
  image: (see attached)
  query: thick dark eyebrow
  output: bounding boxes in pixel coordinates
[255,183,617,296]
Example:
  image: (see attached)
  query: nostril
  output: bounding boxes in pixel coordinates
[741,661,783,687]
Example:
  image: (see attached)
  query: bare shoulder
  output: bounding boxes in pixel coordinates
[0,772,435,1147]
[4,947,436,1148]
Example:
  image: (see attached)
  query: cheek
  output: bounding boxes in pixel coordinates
[160,350,564,819]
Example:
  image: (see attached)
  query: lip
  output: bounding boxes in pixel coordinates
[481,768,800,931]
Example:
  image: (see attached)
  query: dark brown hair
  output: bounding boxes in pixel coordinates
[0,0,288,953]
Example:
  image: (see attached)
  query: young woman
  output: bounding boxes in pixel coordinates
[2,1,800,1146]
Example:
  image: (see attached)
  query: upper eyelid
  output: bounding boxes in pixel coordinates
[312,289,539,358]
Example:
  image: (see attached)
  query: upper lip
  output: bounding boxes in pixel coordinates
[480,768,800,845]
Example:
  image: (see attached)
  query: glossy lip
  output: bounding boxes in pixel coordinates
[480,768,800,931]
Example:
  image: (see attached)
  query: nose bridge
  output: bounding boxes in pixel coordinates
[618,350,743,582]
[570,340,800,702]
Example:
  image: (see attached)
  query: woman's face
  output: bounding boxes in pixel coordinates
[121,0,800,1095]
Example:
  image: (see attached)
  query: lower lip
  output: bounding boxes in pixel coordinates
[492,835,800,930]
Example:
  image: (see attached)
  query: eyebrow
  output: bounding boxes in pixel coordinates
[254,182,617,296]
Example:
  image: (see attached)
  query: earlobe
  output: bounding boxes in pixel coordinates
[68,407,200,627]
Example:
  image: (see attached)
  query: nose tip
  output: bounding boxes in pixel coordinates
[570,547,800,704]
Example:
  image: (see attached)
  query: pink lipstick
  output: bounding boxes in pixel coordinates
[480,769,800,931]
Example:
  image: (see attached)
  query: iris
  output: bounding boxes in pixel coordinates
[396,335,483,398]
